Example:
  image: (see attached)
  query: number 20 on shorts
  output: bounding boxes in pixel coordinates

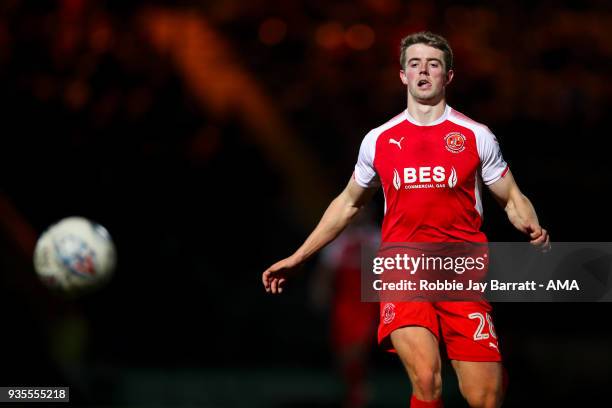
[468,312,497,341]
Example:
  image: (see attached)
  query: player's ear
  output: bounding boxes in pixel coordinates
[445,69,454,86]
[400,70,408,85]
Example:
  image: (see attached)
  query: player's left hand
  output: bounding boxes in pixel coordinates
[526,223,551,252]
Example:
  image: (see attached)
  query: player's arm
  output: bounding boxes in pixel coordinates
[487,170,550,249]
[262,177,376,294]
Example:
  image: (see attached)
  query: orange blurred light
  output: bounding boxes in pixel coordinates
[64,80,89,110]
[366,0,401,15]
[345,24,375,50]
[259,18,287,46]
[315,22,344,50]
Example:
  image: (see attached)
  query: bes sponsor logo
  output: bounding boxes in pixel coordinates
[445,132,466,153]
[392,166,457,190]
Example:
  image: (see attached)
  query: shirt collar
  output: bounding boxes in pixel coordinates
[404,104,451,126]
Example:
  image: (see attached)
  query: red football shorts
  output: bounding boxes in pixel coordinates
[378,300,502,362]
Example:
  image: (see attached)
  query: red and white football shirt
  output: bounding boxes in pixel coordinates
[354,105,508,243]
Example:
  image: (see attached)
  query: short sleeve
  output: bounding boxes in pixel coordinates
[476,126,508,185]
[354,129,381,188]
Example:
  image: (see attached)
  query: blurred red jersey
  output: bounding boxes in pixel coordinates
[319,224,379,348]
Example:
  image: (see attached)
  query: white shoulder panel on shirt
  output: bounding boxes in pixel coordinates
[448,108,508,185]
[354,112,405,188]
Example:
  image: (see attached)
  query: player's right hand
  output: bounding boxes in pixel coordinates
[262,256,301,294]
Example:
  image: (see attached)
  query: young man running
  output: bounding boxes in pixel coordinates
[262,31,549,408]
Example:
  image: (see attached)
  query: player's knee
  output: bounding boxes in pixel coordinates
[460,381,503,408]
[411,367,442,400]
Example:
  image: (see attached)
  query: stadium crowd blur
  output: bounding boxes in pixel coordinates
[0,0,611,406]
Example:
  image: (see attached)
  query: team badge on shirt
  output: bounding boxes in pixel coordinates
[444,132,466,153]
[383,303,396,324]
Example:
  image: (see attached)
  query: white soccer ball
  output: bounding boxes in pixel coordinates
[33,217,116,293]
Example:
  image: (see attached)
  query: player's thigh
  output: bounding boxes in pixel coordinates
[390,326,441,378]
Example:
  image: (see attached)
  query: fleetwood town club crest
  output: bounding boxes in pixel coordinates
[444,132,466,153]
[383,303,396,324]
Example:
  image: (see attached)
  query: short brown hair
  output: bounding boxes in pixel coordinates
[400,31,453,73]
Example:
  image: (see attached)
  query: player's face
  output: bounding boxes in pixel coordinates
[400,44,453,104]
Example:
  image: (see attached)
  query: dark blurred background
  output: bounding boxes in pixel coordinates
[0,0,611,407]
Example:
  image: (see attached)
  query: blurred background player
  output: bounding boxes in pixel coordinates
[311,208,379,408]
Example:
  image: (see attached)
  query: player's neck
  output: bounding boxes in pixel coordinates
[406,99,447,126]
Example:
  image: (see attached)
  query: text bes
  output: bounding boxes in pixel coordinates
[404,166,445,183]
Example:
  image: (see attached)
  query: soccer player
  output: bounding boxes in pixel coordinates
[310,210,379,408]
[262,31,549,408]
